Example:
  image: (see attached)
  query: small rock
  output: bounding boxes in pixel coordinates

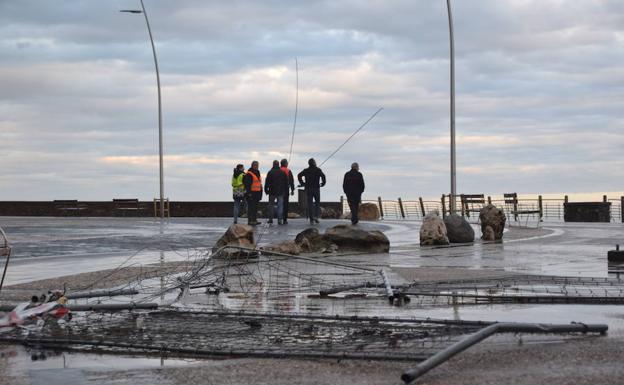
[320,207,340,219]
[262,240,301,255]
[482,225,496,241]
[419,210,449,246]
[358,203,380,221]
[479,204,506,240]
[444,213,475,243]
[212,224,256,255]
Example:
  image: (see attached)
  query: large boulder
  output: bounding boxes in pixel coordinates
[295,228,333,253]
[358,203,380,221]
[479,204,506,240]
[323,224,390,253]
[444,213,475,243]
[420,211,449,246]
[262,240,301,255]
[212,224,256,255]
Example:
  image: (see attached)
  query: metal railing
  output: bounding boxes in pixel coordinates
[341,194,624,223]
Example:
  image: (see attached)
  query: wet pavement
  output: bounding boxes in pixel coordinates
[0,216,621,285]
[1,216,624,384]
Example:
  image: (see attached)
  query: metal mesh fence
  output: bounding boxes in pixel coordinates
[400,275,624,306]
[1,310,484,361]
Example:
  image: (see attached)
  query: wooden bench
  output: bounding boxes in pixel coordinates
[113,199,141,216]
[504,193,542,226]
[460,194,485,218]
[53,200,88,216]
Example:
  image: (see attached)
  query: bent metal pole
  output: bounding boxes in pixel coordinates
[446,0,457,214]
[401,322,608,384]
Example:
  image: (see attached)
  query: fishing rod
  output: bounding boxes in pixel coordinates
[319,107,383,167]
[288,57,299,164]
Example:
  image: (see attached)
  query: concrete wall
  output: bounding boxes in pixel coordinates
[0,201,343,218]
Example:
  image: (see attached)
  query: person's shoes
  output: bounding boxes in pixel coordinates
[267,220,273,224]
[313,218,320,224]
[283,220,288,225]
[310,219,315,225]
[278,220,283,225]
[351,220,358,225]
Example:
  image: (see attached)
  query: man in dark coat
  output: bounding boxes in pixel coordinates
[297,158,326,224]
[343,162,365,225]
[280,159,295,224]
[243,160,263,225]
[264,160,288,225]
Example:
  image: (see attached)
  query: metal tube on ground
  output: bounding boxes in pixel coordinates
[319,282,382,296]
[401,322,608,384]
[67,302,158,311]
[380,269,394,300]
[66,289,139,299]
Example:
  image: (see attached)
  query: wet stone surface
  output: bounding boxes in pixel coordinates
[1,216,624,384]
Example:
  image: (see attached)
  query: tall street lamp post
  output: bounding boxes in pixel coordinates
[446,0,457,214]
[121,0,165,219]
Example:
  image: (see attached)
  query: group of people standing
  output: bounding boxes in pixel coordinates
[232,158,365,226]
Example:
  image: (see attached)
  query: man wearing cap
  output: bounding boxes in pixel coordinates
[343,162,365,225]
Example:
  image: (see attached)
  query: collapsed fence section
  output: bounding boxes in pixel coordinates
[0,310,483,361]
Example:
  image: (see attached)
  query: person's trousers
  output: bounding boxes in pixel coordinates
[282,193,290,222]
[233,197,244,223]
[268,195,284,222]
[306,187,320,220]
[347,194,361,224]
[247,195,259,223]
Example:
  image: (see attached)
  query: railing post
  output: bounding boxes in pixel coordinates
[398,197,406,219]
[441,194,447,219]
[538,195,543,222]
[419,197,426,218]
[603,195,607,203]
[459,194,465,217]
[487,196,492,205]
[377,196,384,219]
[621,196,624,223]
[564,195,569,204]
[340,195,344,212]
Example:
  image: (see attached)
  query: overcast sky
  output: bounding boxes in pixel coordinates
[1,0,623,201]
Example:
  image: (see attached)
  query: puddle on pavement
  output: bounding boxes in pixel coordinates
[4,345,204,377]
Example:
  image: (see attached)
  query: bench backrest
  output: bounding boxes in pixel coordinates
[461,194,485,204]
[113,199,139,208]
[504,193,518,205]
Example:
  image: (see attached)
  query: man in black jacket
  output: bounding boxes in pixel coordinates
[343,162,365,225]
[264,160,288,225]
[243,161,263,225]
[297,158,326,224]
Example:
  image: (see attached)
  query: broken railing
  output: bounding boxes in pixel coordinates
[341,194,624,222]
